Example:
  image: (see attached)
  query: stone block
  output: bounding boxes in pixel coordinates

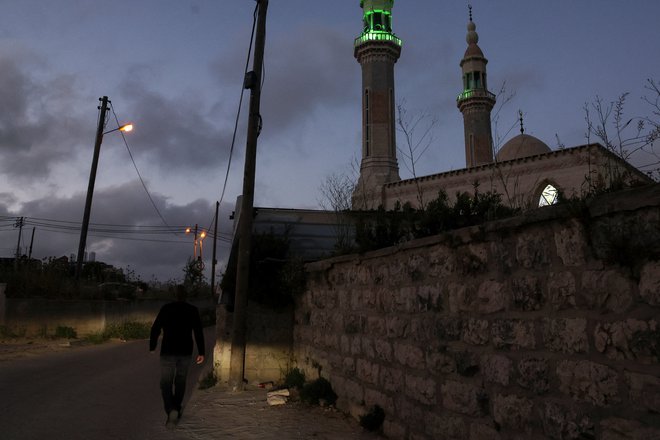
[441,380,488,416]
[594,319,659,363]
[463,318,490,345]
[511,275,544,311]
[542,318,588,353]
[516,357,549,394]
[427,246,457,278]
[516,231,550,269]
[481,353,512,386]
[454,350,480,377]
[556,360,619,406]
[554,220,587,266]
[393,342,426,369]
[405,373,437,405]
[383,420,407,440]
[469,422,501,440]
[426,344,456,374]
[435,317,463,341]
[492,393,534,431]
[600,418,660,440]
[386,315,410,339]
[580,270,634,313]
[639,261,660,306]
[426,413,467,440]
[547,272,577,310]
[624,370,660,413]
[374,338,393,363]
[380,365,404,393]
[449,279,508,314]
[541,401,594,440]
[411,315,437,340]
[491,319,536,350]
[356,358,379,385]
[361,337,375,358]
[367,316,386,335]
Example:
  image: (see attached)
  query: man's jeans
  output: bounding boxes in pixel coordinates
[160,356,191,415]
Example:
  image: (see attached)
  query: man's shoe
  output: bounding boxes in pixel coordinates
[166,410,179,429]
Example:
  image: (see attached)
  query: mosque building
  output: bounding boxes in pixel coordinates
[351,1,650,211]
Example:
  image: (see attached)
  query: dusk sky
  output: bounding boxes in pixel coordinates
[1,0,658,283]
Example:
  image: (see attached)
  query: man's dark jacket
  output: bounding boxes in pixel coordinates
[149,301,205,357]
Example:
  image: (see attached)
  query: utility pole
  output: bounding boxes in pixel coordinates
[76,96,109,280]
[229,0,268,391]
[211,201,219,299]
[28,227,35,259]
[14,217,24,269]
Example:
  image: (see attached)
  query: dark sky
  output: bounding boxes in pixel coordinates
[1,0,658,282]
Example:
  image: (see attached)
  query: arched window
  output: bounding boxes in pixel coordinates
[539,184,559,207]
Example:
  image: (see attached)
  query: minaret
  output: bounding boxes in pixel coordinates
[457,6,496,168]
[352,0,401,209]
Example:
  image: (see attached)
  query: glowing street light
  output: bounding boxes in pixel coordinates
[75,96,133,280]
[185,225,207,261]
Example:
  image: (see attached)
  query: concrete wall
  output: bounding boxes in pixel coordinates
[214,301,294,386]
[1,298,210,337]
[293,184,660,439]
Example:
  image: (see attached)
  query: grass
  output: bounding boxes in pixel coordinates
[83,321,151,344]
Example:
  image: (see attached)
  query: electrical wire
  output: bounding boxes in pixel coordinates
[109,102,175,235]
[205,0,260,235]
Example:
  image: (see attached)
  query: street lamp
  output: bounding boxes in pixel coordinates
[75,96,133,280]
[185,225,207,262]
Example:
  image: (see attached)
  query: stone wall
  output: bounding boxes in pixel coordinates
[293,184,660,439]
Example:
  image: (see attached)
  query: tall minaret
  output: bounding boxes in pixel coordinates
[457,6,496,168]
[352,0,401,209]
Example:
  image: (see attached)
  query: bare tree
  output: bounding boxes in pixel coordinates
[396,100,438,208]
[490,81,517,155]
[318,169,355,252]
[584,78,660,182]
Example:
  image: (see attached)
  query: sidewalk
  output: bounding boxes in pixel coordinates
[175,387,382,439]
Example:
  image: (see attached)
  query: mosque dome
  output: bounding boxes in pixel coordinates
[496,134,551,161]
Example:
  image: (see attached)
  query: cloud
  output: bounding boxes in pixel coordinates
[2,180,234,281]
[117,69,235,172]
[0,48,88,182]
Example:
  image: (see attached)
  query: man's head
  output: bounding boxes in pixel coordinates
[176,285,188,301]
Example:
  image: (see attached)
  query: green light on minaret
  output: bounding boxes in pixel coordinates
[356,0,402,47]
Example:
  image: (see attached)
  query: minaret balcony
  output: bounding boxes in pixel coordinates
[456,88,496,102]
[354,31,402,47]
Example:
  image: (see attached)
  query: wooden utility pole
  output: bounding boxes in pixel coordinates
[211,201,219,299]
[229,0,268,391]
[14,217,24,269]
[76,96,109,280]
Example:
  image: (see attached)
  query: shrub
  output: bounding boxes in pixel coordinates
[54,326,77,339]
[198,371,218,390]
[84,331,109,345]
[360,405,385,432]
[300,377,337,406]
[104,321,151,340]
[283,367,306,390]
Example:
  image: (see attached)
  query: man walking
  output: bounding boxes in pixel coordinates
[150,285,205,428]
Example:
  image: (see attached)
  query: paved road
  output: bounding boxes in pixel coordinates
[0,330,213,440]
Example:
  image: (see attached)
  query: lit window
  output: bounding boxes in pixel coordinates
[539,184,559,206]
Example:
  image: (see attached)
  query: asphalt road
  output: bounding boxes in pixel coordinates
[0,329,214,440]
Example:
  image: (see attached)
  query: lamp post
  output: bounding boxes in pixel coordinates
[185,225,207,263]
[75,96,133,280]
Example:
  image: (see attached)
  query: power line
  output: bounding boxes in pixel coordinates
[205,0,260,234]
[109,101,176,235]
